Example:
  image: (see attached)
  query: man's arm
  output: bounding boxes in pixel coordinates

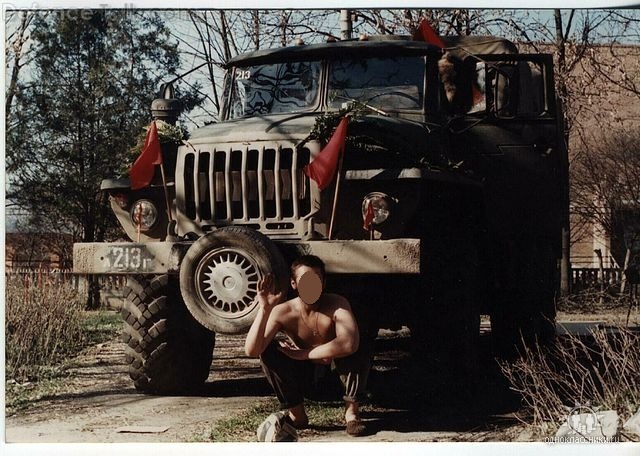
[244,275,283,357]
[279,297,360,361]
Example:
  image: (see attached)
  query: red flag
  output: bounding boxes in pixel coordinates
[304,116,350,190]
[363,200,375,231]
[413,19,445,49]
[129,121,163,190]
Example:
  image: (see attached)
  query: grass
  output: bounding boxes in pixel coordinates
[5,309,121,415]
[81,310,122,345]
[557,287,633,314]
[5,309,120,415]
[207,399,279,441]
[204,398,354,442]
[5,373,71,414]
[500,323,640,438]
[5,273,122,413]
[5,274,86,381]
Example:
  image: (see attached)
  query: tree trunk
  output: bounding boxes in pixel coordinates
[5,12,33,123]
[85,275,101,310]
[595,248,605,305]
[280,11,288,46]
[340,10,352,40]
[553,11,572,297]
[252,10,260,50]
[620,247,631,294]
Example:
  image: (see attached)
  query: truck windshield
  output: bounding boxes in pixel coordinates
[227,61,321,119]
[328,56,425,111]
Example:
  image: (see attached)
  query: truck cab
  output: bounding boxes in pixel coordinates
[74,35,566,394]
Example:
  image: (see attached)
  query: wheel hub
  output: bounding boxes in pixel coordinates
[195,248,260,319]
[222,276,236,289]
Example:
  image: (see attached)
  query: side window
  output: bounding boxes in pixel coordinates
[467,61,487,113]
[487,62,520,117]
[517,61,545,116]
[437,54,553,118]
[486,60,547,118]
[438,53,484,114]
[438,54,553,119]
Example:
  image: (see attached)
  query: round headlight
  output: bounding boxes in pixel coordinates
[362,192,391,226]
[130,199,158,231]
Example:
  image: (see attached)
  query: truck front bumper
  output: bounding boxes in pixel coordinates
[73,239,420,275]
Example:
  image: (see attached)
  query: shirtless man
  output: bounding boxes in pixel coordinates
[244,255,369,436]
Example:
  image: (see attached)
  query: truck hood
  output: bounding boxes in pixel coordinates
[188,113,319,144]
[187,112,436,155]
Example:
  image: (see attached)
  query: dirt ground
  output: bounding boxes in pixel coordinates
[5,333,272,443]
[5,307,639,443]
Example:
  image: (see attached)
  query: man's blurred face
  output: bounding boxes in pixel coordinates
[291,265,324,305]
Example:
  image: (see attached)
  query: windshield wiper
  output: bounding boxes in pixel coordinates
[334,95,390,117]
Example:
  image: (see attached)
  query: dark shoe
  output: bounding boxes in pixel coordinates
[346,419,366,437]
[287,413,309,430]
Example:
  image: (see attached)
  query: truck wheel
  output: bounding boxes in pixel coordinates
[179,226,288,335]
[410,241,481,403]
[121,274,215,394]
[490,238,557,358]
[410,282,480,369]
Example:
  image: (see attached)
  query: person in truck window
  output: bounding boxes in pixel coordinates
[244,255,370,437]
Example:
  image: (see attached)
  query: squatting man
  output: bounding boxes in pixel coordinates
[244,255,370,436]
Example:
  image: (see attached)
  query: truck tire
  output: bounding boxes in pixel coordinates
[121,274,215,394]
[179,226,288,335]
[410,278,480,368]
[490,237,557,358]
[409,239,481,403]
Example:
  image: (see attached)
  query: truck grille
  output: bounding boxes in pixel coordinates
[178,143,312,224]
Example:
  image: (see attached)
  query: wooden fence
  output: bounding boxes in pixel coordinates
[6,266,627,305]
[571,267,624,292]
[5,269,128,309]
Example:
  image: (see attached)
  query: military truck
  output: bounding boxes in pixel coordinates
[74,34,567,394]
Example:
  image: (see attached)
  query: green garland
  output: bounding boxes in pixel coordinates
[306,102,470,173]
[307,101,369,145]
[128,120,189,156]
[306,101,432,165]
[120,120,189,178]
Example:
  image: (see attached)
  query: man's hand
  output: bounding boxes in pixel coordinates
[277,341,332,364]
[277,341,310,361]
[256,274,283,311]
[244,274,283,358]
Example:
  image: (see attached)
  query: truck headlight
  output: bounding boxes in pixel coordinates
[130,199,158,231]
[362,192,392,226]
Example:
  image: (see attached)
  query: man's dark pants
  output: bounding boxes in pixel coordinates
[260,340,371,409]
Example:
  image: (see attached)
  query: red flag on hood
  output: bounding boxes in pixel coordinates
[413,19,445,49]
[363,200,375,231]
[304,116,350,191]
[130,121,163,190]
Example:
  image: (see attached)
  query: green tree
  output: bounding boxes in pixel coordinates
[6,10,202,308]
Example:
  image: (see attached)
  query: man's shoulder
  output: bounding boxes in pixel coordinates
[322,293,351,310]
[272,299,297,316]
[324,292,349,302]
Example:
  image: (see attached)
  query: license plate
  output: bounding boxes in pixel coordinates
[104,245,155,272]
